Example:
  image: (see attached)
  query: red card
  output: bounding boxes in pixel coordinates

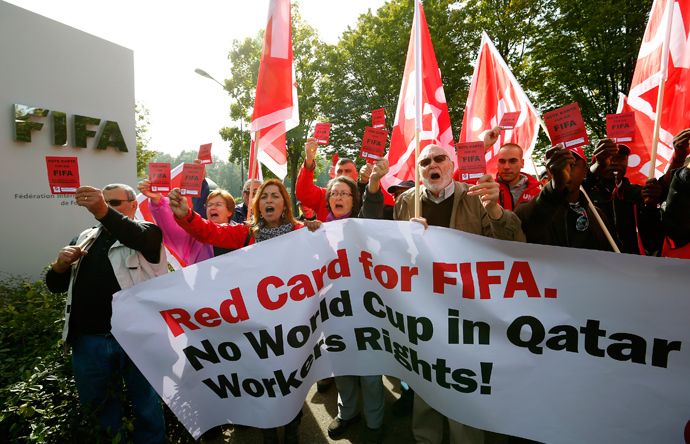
[606,112,636,143]
[179,164,205,196]
[543,103,589,148]
[314,123,331,145]
[46,156,80,194]
[456,142,487,182]
[372,108,385,129]
[149,163,171,193]
[499,111,521,130]
[360,127,388,163]
[198,143,213,164]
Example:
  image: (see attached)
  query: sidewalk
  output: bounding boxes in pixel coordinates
[206,376,509,444]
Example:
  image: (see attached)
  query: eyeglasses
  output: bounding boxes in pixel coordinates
[419,154,449,167]
[243,189,258,196]
[106,199,134,206]
[205,202,226,209]
[569,202,589,231]
[330,191,352,198]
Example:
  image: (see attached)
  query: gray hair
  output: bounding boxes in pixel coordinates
[243,179,263,190]
[103,183,136,200]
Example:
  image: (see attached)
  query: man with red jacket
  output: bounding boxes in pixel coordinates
[296,137,370,221]
[484,126,541,210]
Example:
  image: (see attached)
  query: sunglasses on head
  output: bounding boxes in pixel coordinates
[419,154,449,167]
[106,199,134,206]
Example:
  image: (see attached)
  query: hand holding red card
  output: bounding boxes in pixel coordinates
[46,156,80,194]
[456,142,487,183]
[360,127,388,163]
[179,164,205,196]
[606,113,635,143]
[198,143,213,164]
[372,108,385,129]
[499,111,521,130]
[149,163,171,193]
[543,103,589,148]
[314,123,331,145]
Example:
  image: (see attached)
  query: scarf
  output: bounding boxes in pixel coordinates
[255,222,295,243]
[326,210,352,222]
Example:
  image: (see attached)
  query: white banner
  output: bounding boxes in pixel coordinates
[112,219,690,443]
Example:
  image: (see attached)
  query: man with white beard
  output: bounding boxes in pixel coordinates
[394,144,524,444]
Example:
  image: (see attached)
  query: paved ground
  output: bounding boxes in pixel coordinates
[205,376,509,444]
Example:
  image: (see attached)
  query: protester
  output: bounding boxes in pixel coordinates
[323,159,386,444]
[514,145,613,251]
[659,128,690,258]
[170,178,319,444]
[233,179,263,223]
[483,126,541,210]
[295,137,366,222]
[45,184,168,444]
[394,144,524,444]
[584,139,664,254]
[383,179,415,220]
[139,179,237,263]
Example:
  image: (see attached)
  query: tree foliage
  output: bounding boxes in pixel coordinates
[135,102,159,179]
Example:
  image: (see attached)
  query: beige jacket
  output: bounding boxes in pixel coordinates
[394,181,525,241]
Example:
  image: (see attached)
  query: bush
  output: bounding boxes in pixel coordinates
[0,272,195,443]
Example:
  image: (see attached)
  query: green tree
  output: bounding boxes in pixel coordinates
[135,102,159,178]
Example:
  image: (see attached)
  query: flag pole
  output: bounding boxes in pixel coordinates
[247,130,260,221]
[648,0,674,179]
[413,0,422,219]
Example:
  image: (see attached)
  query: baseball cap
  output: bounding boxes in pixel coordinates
[616,144,631,156]
[387,180,415,194]
[568,146,587,162]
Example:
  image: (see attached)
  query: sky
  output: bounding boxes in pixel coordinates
[6,0,389,160]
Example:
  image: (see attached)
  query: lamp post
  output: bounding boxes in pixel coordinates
[194,68,245,187]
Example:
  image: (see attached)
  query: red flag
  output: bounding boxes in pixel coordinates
[618,0,690,184]
[250,0,299,179]
[381,0,454,193]
[459,32,541,176]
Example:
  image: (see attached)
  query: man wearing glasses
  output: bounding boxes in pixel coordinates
[514,145,614,252]
[394,144,524,444]
[46,184,168,443]
[233,179,263,223]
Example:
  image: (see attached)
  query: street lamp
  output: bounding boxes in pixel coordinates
[194,68,245,186]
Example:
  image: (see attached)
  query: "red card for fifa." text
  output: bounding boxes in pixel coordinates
[46,156,80,194]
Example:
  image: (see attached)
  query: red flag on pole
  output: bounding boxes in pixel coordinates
[617,0,690,184]
[381,0,454,192]
[250,0,299,179]
[459,32,542,176]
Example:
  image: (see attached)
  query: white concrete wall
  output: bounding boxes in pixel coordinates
[0,1,136,279]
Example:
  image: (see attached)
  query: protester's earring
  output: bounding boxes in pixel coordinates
[259,213,264,220]
[282,210,286,219]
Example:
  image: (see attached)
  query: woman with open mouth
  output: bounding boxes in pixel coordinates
[324,158,389,444]
[168,178,320,444]
[138,178,237,265]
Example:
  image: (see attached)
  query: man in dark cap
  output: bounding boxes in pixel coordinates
[584,139,664,254]
[383,180,415,220]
